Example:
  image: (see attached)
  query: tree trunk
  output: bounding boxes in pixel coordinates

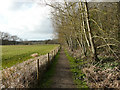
[84,2,99,61]
[118,2,120,50]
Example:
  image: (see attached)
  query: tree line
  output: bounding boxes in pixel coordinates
[50,1,120,61]
[0,31,59,45]
[0,31,22,45]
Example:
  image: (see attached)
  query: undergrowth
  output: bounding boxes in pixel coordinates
[93,57,119,70]
[65,50,88,88]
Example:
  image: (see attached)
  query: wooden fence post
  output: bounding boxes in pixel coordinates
[48,53,50,64]
[52,51,54,58]
[54,50,55,57]
[51,51,52,59]
[55,49,56,54]
[37,59,39,85]
[54,49,56,57]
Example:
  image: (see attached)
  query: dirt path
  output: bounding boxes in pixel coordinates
[50,49,76,88]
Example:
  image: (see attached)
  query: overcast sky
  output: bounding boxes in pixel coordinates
[0,0,54,41]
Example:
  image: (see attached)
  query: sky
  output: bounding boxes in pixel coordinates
[0,0,54,41]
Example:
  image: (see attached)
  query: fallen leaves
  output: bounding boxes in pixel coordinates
[83,66,120,88]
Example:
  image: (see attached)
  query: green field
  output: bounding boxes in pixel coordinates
[1,45,59,69]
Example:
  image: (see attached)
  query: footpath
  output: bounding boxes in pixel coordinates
[50,49,76,88]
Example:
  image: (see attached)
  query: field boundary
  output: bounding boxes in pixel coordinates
[1,46,60,88]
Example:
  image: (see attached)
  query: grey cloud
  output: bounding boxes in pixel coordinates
[10,2,34,11]
[19,18,54,40]
[22,32,53,40]
[30,18,53,34]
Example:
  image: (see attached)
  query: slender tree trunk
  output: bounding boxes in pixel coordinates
[79,1,90,48]
[76,37,85,56]
[84,2,99,61]
[80,34,87,57]
[118,2,120,50]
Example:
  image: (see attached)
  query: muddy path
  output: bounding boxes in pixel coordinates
[50,49,76,88]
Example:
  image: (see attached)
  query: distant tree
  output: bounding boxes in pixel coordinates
[10,35,18,41]
[0,32,11,40]
[0,31,23,45]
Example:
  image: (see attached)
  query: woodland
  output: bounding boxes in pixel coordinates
[50,1,120,88]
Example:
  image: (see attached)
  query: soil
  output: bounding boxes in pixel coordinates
[50,49,76,88]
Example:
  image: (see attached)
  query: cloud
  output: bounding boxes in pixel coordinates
[0,0,53,40]
[11,2,34,11]
[30,18,53,34]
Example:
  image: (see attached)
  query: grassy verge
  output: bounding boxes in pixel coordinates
[65,50,88,88]
[38,50,60,88]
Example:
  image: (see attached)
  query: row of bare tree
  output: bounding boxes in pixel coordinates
[0,31,24,45]
[0,31,22,42]
[50,1,120,61]
[0,31,59,45]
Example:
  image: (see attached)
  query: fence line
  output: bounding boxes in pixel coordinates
[1,46,60,88]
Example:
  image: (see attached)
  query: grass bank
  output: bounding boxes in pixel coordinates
[65,50,88,88]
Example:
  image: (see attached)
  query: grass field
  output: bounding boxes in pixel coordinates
[1,44,59,69]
